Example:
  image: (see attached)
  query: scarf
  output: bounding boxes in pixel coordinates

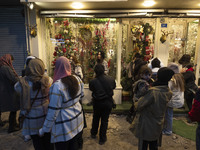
[53,56,71,83]
[19,58,49,110]
[0,54,18,77]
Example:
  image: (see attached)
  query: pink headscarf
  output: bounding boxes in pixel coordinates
[53,56,71,83]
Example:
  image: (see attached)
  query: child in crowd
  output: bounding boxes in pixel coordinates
[188,88,200,150]
[131,67,174,150]
[162,63,185,135]
[133,65,152,103]
[126,65,151,123]
[148,57,163,81]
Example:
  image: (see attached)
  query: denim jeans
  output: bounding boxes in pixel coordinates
[196,122,200,150]
[163,107,173,135]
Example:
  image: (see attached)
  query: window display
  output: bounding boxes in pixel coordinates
[46,18,118,83]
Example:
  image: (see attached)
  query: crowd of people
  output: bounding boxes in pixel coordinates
[0,52,199,150]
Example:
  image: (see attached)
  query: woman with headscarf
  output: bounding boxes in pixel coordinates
[0,54,20,133]
[14,58,54,150]
[39,56,84,150]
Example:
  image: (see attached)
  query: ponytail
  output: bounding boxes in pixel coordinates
[61,76,79,99]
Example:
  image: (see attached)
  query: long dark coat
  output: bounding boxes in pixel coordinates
[0,65,20,112]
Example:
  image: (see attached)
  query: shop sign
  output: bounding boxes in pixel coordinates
[161,24,167,28]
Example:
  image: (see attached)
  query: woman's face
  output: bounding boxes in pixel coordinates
[69,57,73,63]
[141,73,151,81]
[97,52,102,59]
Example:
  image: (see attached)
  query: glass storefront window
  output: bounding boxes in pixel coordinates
[45,18,118,83]
[168,18,198,64]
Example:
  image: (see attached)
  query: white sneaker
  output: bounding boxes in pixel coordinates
[24,135,31,142]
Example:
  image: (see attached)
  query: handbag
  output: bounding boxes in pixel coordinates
[19,89,40,128]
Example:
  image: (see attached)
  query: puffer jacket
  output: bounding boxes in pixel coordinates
[132,86,172,141]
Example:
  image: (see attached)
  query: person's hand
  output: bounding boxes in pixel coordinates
[180,67,187,73]
[39,128,44,137]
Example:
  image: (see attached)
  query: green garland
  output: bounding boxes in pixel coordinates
[54,18,116,24]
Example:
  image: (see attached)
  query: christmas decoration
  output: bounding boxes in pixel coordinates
[87,22,109,79]
[79,24,94,41]
[129,23,154,62]
[160,30,174,43]
[52,19,77,67]
[26,24,37,37]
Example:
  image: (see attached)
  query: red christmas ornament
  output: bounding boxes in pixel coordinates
[58,34,62,39]
[63,20,69,26]
[55,35,58,39]
[63,48,67,53]
[53,51,57,56]
[52,60,56,66]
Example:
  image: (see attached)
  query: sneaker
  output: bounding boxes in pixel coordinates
[162,131,172,136]
[24,135,31,142]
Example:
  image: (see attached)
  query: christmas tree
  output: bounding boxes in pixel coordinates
[52,20,77,66]
[87,27,108,79]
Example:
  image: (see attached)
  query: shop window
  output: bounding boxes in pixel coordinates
[168,18,198,65]
[45,18,118,83]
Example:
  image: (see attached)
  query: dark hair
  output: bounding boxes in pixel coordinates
[134,53,141,59]
[139,65,152,76]
[151,58,160,68]
[133,58,147,81]
[94,64,105,77]
[97,51,105,59]
[135,65,151,81]
[61,76,79,99]
[178,54,191,65]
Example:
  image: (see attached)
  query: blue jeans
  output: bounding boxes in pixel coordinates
[196,122,200,150]
[163,107,173,135]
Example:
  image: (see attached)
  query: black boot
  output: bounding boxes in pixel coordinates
[8,111,20,133]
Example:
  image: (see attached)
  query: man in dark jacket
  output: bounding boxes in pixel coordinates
[0,54,20,133]
[89,64,116,145]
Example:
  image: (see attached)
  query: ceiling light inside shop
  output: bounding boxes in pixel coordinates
[187,13,200,16]
[71,2,84,9]
[143,0,156,7]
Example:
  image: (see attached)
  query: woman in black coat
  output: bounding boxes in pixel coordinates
[0,54,20,133]
[89,64,116,145]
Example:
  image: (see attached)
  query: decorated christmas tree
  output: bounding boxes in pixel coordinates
[87,27,108,79]
[52,20,77,66]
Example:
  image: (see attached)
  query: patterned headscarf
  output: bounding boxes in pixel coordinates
[0,54,18,77]
[53,56,71,83]
[19,58,49,110]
